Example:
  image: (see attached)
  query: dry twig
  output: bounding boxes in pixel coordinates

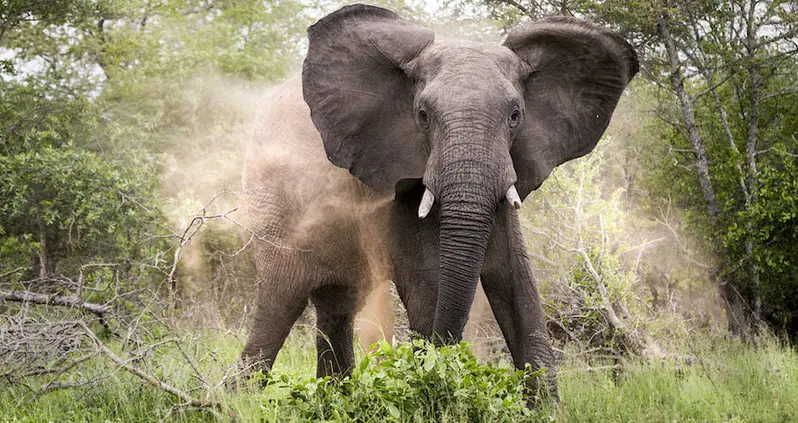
[79,322,225,418]
[0,289,110,316]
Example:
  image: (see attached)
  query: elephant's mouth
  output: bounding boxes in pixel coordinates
[417,185,522,219]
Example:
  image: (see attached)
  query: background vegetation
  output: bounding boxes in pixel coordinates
[1,0,796,421]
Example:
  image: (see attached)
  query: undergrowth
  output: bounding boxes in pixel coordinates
[1,330,797,422]
[256,340,545,422]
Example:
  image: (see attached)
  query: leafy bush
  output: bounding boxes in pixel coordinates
[259,340,547,422]
[0,145,167,279]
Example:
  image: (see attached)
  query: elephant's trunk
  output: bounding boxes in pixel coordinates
[431,135,505,342]
[433,194,496,342]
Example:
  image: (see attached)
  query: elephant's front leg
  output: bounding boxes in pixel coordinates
[389,185,440,337]
[480,203,558,400]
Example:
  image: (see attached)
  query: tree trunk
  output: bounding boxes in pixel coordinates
[657,12,720,224]
[658,11,756,336]
[680,10,761,335]
[744,1,762,320]
[38,228,53,279]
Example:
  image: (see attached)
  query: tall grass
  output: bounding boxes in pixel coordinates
[2,329,796,422]
[559,337,798,422]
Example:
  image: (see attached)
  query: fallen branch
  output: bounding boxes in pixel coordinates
[573,246,625,332]
[22,352,98,379]
[79,322,224,418]
[0,267,27,279]
[0,289,110,316]
[39,377,109,394]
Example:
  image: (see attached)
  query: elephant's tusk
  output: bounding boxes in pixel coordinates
[418,188,435,218]
[506,185,522,210]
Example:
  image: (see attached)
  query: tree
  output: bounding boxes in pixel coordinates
[455,0,798,339]
[0,145,164,279]
[581,0,798,338]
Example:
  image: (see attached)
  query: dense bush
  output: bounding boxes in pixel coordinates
[259,340,546,422]
[0,145,166,280]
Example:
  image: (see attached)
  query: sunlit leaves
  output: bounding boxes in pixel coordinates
[260,340,547,422]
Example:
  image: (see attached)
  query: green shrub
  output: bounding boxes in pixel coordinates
[0,145,167,280]
[259,340,547,422]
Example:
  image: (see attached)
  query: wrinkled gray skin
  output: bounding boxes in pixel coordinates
[241,4,638,397]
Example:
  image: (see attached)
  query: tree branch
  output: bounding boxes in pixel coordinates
[0,289,110,316]
[79,322,224,417]
[496,0,537,19]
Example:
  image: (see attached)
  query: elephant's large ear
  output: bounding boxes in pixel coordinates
[504,17,638,200]
[302,5,434,195]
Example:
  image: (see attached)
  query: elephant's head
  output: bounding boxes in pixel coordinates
[302,4,638,342]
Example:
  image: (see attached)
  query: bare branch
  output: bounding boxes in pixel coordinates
[0,289,110,316]
[618,237,666,257]
[20,352,98,379]
[496,0,537,19]
[762,88,798,101]
[79,322,224,416]
[658,12,720,224]
[0,267,27,280]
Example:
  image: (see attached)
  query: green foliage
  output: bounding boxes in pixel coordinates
[0,145,165,278]
[2,330,797,422]
[0,233,38,275]
[99,0,307,82]
[0,0,99,36]
[723,156,798,331]
[0,80,99,155]
[260,340,545,422]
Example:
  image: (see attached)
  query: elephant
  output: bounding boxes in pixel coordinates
[241,3,638,396]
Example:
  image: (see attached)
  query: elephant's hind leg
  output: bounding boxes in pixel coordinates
[241,253,310,375]
[311,284,359,378]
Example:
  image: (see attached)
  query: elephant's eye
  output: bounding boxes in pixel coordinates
[418,109,430,128]
[508,109,522,128]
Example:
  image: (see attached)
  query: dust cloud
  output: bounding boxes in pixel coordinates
[157,71,397,349]
[603,90,722,327]
[158,72,286,329]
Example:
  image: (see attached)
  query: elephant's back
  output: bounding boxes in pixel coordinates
[243,77,390,276]
[244,77,352,204]
[246,76,329,171]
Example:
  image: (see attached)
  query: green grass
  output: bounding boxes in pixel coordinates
[2,329,797,422]
[557,338,798,422]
